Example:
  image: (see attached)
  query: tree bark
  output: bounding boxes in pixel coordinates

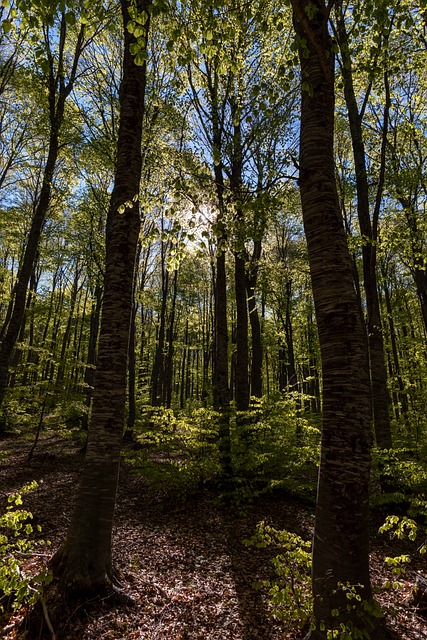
[246,239,263,399]
[51,0,150,596]
[336,6,392,448]
[291,0,381,637]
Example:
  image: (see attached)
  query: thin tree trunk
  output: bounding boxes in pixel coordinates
[164,269,178,408]
[81,284,102,432]
[150,248,168,406]
[336,7,392,448]
[246,239,262,399]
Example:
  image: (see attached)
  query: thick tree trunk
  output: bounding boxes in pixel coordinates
[51,0,150,596]
[291,0,381,637]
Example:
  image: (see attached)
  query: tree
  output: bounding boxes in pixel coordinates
[49,0,150,599]
[334,0,393,448]
[0,2,88,415]
[290,0,381,636]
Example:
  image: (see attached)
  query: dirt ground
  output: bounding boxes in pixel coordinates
[1,435,426,639]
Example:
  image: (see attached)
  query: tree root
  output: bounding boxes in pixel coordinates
[18,577,135,639]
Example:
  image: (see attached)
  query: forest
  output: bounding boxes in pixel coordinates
[0,0,426,638]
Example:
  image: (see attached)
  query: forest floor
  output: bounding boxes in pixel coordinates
[1,434,427,640]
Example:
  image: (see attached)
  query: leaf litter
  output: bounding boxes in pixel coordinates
[0,435,426,640]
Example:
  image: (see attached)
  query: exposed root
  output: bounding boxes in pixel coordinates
[41,599,56,640]
[19,577,135,640]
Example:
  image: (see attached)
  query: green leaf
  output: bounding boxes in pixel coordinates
[2,19,12,33]
[64,11,76,26]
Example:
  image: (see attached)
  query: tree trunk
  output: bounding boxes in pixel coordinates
[51,0,150,597]
[81,284,102,432]
[336,7,392,448]
[291,0,381,637]
[150,250,168,406]
[164,269,178,408]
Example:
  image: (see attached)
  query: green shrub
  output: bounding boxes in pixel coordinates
[244,521,312,632]
[0,481,51,613]
[125,406,221,495]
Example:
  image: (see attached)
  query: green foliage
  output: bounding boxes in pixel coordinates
[0,482,51,613]
[379,511,427,589]
[124,406,221,495]
[317,583,383,640]
[244,522,312,632]
[231,395,320,503]
[125,395,320,507]
[371,448,427,512]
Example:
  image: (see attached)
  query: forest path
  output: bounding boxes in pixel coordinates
[1,435,426,640]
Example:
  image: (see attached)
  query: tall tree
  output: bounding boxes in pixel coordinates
[334,1,392,448]
[0,3,87,414]
[49,0,150,599]
[290,0,381,637]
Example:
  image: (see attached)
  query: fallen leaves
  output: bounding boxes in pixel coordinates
[0,436,426,640]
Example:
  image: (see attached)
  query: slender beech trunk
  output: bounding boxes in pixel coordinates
[51,0,150,596]
[180,319,189,409]
[230,107,249,412]
[336,7,392,448]
[126,242,142,435]
[9,269,38,389]
[381,269,409,417]
[0,21,85,416]
[401,201,427,334]
[246,239,262,399]
[150,248,168,406]
[211,115,231,476]
[291,0,381,637]
[164,269,178,408]
[81,284,102,431]
[55,263,81,390]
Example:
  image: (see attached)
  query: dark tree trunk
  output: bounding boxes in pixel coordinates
[180,319,189,409]
[55,263,81,390]
[164,269,178,408]
[50,0,150,597]
[336,7,392,448]
[230,111,249,412]
[234,252,249,410]
[291,0,381,637]
[246,239,262,399]
[150,251,168,406]
[81,284,102,432]
[381,271,409,417]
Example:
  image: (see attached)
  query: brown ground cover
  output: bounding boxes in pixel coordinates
[1,435,426,640]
